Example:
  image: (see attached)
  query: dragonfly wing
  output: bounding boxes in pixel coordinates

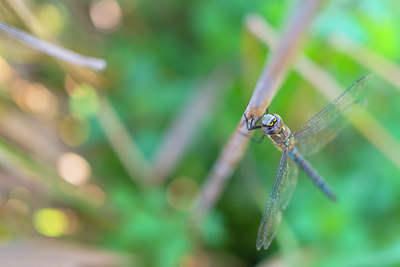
[256,147,298,250]
[293,74,373,156]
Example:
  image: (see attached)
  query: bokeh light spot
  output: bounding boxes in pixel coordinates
[59,116,90,147]
[64,75,78,95]
[120,0,137,15]
[24,83,57,116]
[167,177,200,212]
[6,199,29,215]
[0,57,14,85]
[69,83,99,119]
[11,81,57,118]
[10,187,32,202]
[36,3,65,35]
[180,252,210,267]
[63,209,79,234]
[33,208,69,237]
[77,184,106,207]
[57,152,91,186]
[90,0,122,32]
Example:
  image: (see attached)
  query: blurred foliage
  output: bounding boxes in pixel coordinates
[0,0,399,266]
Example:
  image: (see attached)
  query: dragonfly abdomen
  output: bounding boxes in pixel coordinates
[289,148,337,201]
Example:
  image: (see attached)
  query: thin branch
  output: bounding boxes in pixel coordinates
[3,0,106,71]
[0,21,106,71]
[97,97,152,182]
[5,0,105,85]
[149,67,232,183]
[246,0,323,116]
[246,14,400,171]
[197,0,323,214]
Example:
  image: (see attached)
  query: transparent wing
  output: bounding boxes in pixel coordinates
[0,21,106,71]
[293,74,373,156]
[256,147,298,250]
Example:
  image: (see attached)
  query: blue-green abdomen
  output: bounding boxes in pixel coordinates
[289,147,336,201]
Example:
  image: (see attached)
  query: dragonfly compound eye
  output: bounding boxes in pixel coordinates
[261,114,277,126]
[262,114,282,135]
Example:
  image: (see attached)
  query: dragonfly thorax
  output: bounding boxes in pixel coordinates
[261,114,283,135]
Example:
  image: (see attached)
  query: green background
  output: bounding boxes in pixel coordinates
[0,0,399,266]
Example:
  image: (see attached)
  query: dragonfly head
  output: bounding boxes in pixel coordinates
[261,113,282,135]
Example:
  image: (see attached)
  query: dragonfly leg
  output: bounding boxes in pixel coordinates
[253,134,266,143]
[239,131,266,143]
[243,113,261,131]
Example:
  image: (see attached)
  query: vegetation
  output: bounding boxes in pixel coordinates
[0,0,399,266]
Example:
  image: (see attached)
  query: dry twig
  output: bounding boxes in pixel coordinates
[3,0,106,71]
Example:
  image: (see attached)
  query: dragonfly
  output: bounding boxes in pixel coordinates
[0,21,106,71]
[244,74,373,251]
